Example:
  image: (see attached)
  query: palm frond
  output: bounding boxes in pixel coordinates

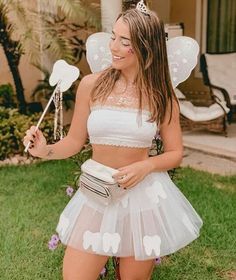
[1,0,100,80]
[76,0,101,29]
[43,31,74,62]
[44,0,101,29]
[5,1,34,41]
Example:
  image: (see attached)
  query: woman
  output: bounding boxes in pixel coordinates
[23,4,203,280]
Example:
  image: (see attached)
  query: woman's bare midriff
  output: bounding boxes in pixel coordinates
[91,144,149,169]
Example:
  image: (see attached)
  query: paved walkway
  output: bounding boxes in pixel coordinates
[181,123,236,176]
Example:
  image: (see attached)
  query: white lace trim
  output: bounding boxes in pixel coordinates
[89,137,152,148]
[90,105,151,115]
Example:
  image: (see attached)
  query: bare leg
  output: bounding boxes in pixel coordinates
[119,256,155,280]
[63,246,109,280]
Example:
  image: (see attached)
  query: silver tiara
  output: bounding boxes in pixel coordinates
[136,0,149,15]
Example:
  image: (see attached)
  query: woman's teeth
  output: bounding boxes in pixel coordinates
[113,56,124,60]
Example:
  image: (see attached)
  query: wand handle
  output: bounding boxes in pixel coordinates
[24,82,61,153]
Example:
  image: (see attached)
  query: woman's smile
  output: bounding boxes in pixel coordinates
[112,55,125,61]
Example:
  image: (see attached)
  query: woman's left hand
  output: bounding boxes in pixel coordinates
[112,160,153,190]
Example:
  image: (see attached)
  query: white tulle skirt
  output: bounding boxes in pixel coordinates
[56,169,203,260]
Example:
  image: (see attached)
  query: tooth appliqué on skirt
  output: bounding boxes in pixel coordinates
[83,230,102,252]
[57,214,69,237]
[182,213,196,235]
[103,232,121,253]
[82,231,121,253]
[55,167,203,259]
[145,182,167,203]
[143,235,161,256]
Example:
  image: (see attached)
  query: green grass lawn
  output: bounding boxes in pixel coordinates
[0,159,235,280]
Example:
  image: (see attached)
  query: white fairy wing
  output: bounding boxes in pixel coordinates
[85,33,199,88]
[166,36,199,88]
[86,32,112,73]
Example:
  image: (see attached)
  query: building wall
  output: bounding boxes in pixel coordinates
[150,0,170,23]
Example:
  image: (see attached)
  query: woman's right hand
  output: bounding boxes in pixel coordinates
[23,126,48,158]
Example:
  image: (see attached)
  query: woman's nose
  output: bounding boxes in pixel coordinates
[110,38,120,52]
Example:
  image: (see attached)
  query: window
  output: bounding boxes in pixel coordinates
[195,0,235,77]
[207,0,236,53]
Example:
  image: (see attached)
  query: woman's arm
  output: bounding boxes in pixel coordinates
[26,74,97,160]
[42,75,92,159]
[144,99,183,172]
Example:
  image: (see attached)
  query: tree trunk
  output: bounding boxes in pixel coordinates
[3,48,26,114]
[0,8,27,114]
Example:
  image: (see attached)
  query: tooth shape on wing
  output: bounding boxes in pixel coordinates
[56,214,69,237]
[49,59,80,92]
[145,182,167,204]
[143,235,161,256]
[102,232,121,254]
[83,231,102,252]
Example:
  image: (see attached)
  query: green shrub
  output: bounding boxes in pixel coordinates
[0,107,68,160]
[0,84,16,108]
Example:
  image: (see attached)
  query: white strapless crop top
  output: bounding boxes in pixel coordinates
[87,106,158,148]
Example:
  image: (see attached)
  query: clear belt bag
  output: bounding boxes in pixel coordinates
[79,159,126,206]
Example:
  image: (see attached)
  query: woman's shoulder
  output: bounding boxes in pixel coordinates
[80,71,104,88]
[76,71,105,101]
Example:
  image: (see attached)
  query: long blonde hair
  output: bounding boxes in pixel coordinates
[90,9,177,125]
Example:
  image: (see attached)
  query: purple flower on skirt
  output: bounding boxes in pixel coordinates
[155,257,161,265]
[48,234,60,250]
[100,267,106,276]
[66,186,74,197]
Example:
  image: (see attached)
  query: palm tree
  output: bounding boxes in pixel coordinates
[0,0,100,114]
[0,4,26,113]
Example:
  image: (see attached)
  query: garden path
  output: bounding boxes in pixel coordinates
[181,123,236,175]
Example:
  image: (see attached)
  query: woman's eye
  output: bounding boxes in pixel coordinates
[110,36,130,46]
[121,41,130,47]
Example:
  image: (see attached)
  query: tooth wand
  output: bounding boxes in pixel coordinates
[24,80,61,153]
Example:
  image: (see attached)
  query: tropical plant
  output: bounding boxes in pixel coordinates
[31,14,87,108]
[0,83,17,108]
[0,3,26,113]
[0,106,57,159]
[0,0,100,114]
